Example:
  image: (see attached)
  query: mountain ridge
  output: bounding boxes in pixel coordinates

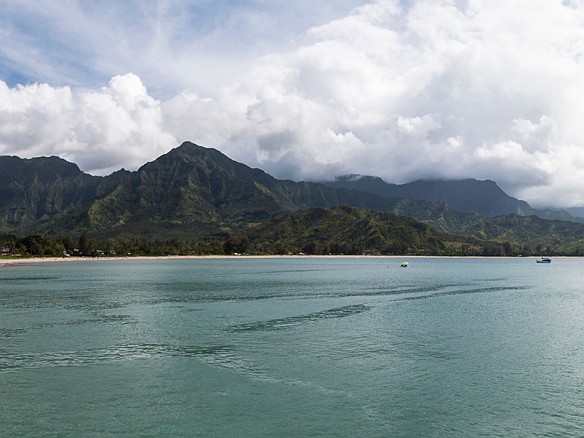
[2,141,584,256]
[323,174,575,221]
[84,142,452,236]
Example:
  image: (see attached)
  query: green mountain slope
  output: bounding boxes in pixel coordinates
[78,142,453,238]
[244,206,448,255]
[3,142,462,239]
[324,175,575,220]
[4,141,584,256]
[456,214,584,255]
[0,155,131,232]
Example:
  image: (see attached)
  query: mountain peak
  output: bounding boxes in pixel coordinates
[324,176,544,218]
[0,155,84,182]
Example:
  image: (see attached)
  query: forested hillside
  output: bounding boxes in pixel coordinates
[2,142,584,256]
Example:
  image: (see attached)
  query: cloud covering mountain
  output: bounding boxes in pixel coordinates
[2,0,584,208]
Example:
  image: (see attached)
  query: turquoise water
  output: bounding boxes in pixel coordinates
[1,257,584,437]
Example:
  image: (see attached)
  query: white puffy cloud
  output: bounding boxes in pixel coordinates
[3,1,584,207]
[218,0,584,207]
[0,74,176,174]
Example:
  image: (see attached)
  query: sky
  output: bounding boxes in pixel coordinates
[2,0,584,208]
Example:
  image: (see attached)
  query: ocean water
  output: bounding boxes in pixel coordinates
[1,256,584,437]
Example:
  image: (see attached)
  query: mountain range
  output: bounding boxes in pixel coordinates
[2,141,584,255]
[0,142,447,237]
[323,175,575,221]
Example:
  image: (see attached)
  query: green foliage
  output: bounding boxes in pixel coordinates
[78,231,97,256]
[243,206,449,255]
[450,214,584,255]
[2,206,579,258]
[15,235,65,257]
[4,142,584,256]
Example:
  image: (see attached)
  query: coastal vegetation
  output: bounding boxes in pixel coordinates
[1,205,579,258]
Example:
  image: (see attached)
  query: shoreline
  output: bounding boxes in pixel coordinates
[0,254,567,266]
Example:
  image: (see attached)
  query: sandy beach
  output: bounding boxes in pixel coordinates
[0,255,228,266]
[0,254,389,266]
[0,254,549,267]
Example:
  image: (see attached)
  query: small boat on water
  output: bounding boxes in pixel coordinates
[400,261,409,268]
[536,257,551,264]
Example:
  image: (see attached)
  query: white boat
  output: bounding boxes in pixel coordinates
[536,257,551,264]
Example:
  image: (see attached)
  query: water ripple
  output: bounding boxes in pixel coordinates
[0,328,26,339]
[0,343,232,372]
[399,285,531,301]
[228,304,371,332]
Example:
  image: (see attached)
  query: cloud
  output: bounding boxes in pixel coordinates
[219,0,584,207]
[3,1,584,207]
[0,74,176,174]
[0,0,365,96]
